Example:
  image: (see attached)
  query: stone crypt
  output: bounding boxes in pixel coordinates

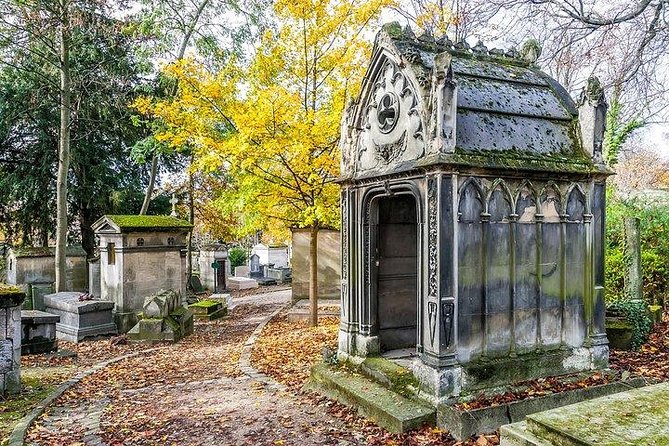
[91,215,193,333]
[336,23,611,403]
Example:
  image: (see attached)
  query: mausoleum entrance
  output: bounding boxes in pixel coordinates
[374,194,418,351]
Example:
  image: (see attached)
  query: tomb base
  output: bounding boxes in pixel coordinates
[21,310,60,354]
[44,292,117,343]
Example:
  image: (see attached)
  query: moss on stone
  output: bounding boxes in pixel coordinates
[0,284,21,296]
[605,319,633,330]
[12,246,86,258]
[105,215,193,232]
[189,300,220,309]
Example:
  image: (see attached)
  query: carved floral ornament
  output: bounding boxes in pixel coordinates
[356,58,425,167]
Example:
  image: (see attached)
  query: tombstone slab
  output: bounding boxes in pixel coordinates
[228,277,258,290]
[127,290,193,343]
[44,292,117,342]
[500,382,668,445]
[234,265,251,277]
[21,310,60,354]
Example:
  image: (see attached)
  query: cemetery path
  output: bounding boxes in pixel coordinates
[24,290,365,446]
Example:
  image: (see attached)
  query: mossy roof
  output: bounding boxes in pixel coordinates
[102,215,193,233]
[11,246,86,258]
[0,283,22,296]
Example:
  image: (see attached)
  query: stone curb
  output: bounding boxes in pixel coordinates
[238,302,293,391]
[8,346,168,446]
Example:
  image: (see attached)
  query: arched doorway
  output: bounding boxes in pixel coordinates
[375,194,418,351]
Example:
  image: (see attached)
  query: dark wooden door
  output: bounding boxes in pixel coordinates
[376,195,418,351]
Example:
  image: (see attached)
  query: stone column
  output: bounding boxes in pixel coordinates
[0,286,26,395]
[590,182,608,368]
[623,217,642,301]
[415,173,460,400]
[338,186,359,358]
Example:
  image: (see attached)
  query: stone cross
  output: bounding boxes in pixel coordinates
[170,194,178,217]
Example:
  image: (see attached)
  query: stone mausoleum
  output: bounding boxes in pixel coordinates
[337,24,611,402]
[92,215,192,332]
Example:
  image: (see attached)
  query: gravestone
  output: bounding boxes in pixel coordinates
[249,254,262,279]
[0,285,25,395]
[44,292,117,342]
[228,277,258,290]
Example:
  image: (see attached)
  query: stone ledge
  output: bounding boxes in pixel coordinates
[306,362,436,433]
[440,376,649,440]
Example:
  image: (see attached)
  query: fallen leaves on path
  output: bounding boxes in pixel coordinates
[251,315,339,390]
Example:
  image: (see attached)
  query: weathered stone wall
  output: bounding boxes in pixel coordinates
[1,292,24,395]
[7,253,87,291]
[291,229,341,301]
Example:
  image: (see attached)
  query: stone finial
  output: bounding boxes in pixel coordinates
[436,34,453,47]
[505,47,519,59]
[430,51,457,154]
[578,75,607,164]
[520,39,542,64]
[582,76,606,106]
[418,29,435,44]
[472,40,488,54]
[404,24,416,40]
[453,40,470,51]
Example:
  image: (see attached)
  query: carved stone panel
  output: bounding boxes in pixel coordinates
[356,59,426,174]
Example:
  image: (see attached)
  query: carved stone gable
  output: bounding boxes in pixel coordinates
[354,58,426,175]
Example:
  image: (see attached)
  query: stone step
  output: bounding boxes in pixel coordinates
[499,421,550,446]
[359,357,421,397]
[307,362,435,433]
[501,382,669,446]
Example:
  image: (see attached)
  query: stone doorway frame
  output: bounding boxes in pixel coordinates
[356,179,425,357]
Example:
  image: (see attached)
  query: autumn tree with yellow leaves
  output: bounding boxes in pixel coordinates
[136,0,393,325]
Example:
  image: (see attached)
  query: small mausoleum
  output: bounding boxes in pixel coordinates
[91,215,193,332]
[6,246,87,292]
[337,24,611,402]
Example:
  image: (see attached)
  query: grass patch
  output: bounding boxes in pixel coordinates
[0,376,56,445]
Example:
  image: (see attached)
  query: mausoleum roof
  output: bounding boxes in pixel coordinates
[10,246,86,258]
[92,215,193,234]
[339,23,610,179]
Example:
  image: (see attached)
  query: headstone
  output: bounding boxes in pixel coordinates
[228,277,258,290]
[88,257,101,298]
[21,310,60,354]
[44,292,117,342]
[30,282,53,311]
[234,265,251,277]
[249,254,262,279]
[188,275,206,295]
[127,289,193,343]
[267,267,292,283]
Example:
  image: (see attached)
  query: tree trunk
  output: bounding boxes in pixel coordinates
[139,153,158,215]
[186,160,195,281]
[309,226,319,327]
[55,0,71,293]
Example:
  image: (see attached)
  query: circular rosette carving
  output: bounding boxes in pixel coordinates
[363,60,424,165]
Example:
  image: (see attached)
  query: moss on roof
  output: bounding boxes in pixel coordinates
[105,215,193,232]
[12,246,86,258]
[0,283,22,296]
